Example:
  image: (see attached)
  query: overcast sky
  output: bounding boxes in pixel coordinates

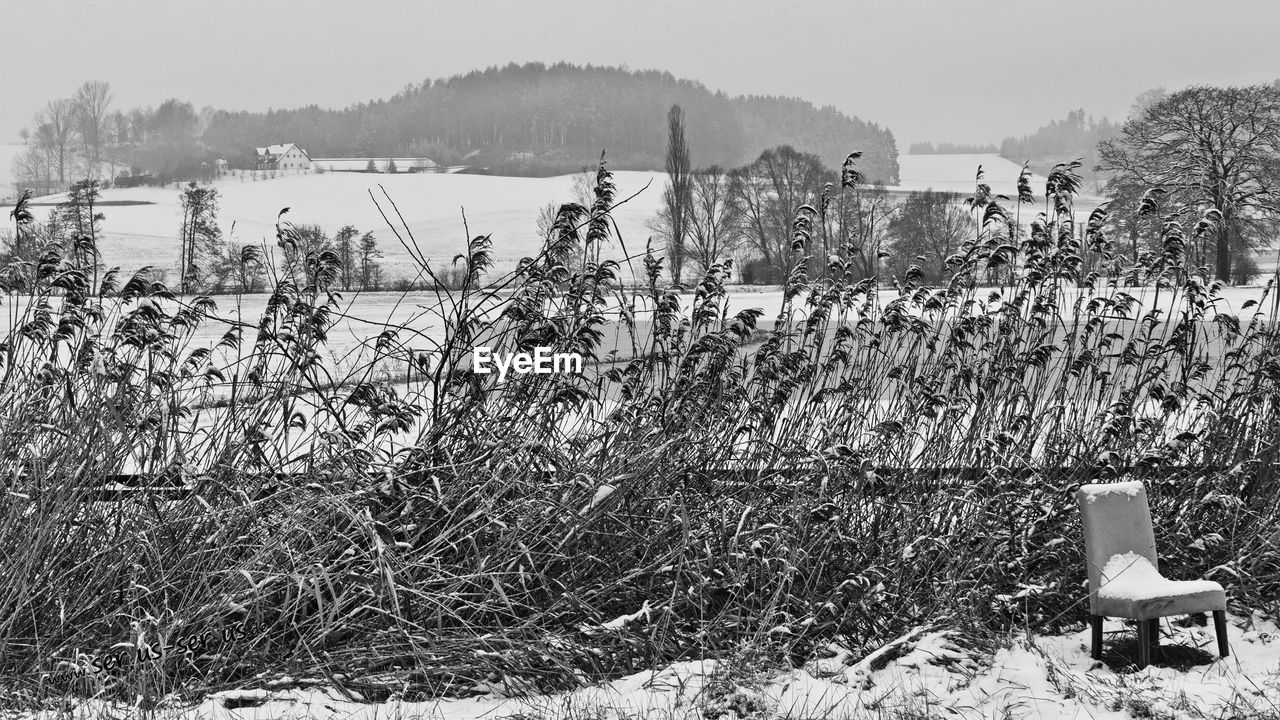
[8,0,1280,146]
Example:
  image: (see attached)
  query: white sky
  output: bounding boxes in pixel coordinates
[7,0,1280,146]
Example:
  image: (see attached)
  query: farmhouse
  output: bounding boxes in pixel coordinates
[255,143,311,171]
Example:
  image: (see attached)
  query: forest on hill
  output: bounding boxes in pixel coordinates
[908,109,1122,184]
[998,109,1121,184]
[200,62,900,181]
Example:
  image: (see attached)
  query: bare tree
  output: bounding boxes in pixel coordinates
[11,145,52,197]
[837,181,896,280]
[727,145,831,276]
[215,242,266,293]
[536,201,559,240]
[686,165,740,276]
[662,104,692,284]
[1127,87,1167,120]
[1099,84,1280,282]
[569,167,595,208]
[36,99,77,191]
[885,190,973,283]
[105,110,130,184]
[73,80,112,180]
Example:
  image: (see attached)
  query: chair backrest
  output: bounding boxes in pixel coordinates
[1076,481,1159,614]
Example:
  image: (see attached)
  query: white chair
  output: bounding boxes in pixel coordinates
[1076,480,1228,668]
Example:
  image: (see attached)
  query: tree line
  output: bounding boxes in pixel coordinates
[11,63,900,193]
[649,104,965,286]
[999,109,1120,185]
[654,82,1280,288]
[1099,83,1280,283]
[906,141,999,154]
[909,110,1122,183]
[199,63,899,181]
[11,81,223,195]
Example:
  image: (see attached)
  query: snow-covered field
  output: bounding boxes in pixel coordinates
[2,283,1271,380]
[30,612,1280,720]
[897,153,1054,197]
[3,154,1099,285]
[0,281,1273,387]
[5,170,667,281]
[4,157,1274,313]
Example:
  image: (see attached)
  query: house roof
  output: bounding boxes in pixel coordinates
[255,143,309,160]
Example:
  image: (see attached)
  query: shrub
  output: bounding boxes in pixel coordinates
[737,255,783,285]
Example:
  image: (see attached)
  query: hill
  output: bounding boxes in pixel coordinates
[199,62,899,182]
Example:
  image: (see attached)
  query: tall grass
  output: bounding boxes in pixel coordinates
[0,155,1277,707]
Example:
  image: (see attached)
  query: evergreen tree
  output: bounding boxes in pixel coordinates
[334,225,360,290]
[177,182,222,293]
[358,231,382,290]
[58,179,105,282]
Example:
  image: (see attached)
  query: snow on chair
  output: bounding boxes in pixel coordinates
[1077,480,1228,668]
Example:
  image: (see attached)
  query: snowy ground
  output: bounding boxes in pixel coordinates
[7,152,1275,278]
[26,611,1279,720]
[3,154,1104,284]
[2,169,667,281]
[896,153,1053,197]
[3,157,1274,326]
[0,282,1273,389]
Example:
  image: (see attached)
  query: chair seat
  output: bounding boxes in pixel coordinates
[1096,552,1226,620]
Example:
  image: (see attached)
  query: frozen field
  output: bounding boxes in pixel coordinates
[4,154,1097,284]
[1,283,1271,381]
[5,157,1274,299]
[897,153,1051,197]
[5,169,668,281]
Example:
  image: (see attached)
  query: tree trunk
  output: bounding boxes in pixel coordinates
[1216,215,1232,282]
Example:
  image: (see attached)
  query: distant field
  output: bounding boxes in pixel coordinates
[1,154,1083,283]
[5,155,1275,283]
[2,169,667,281]
[897,153,1053,197]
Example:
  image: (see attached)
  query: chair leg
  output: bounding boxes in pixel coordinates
[1147,618,1160,659]
[1213,610,1229,658]
[1137,619,1151,668]
[1090,615,1103,660]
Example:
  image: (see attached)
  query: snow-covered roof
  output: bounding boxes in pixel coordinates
[255,143,309,160]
